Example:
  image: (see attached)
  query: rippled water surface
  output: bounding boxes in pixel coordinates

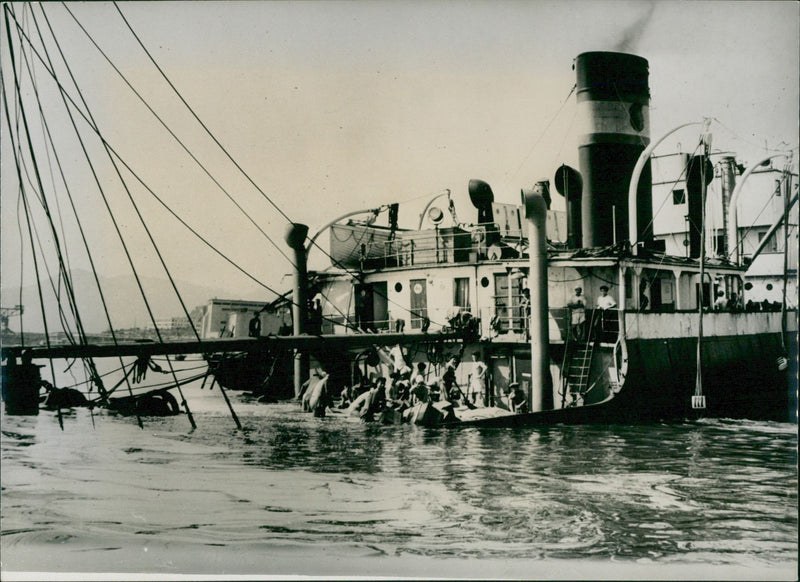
[1,387,797,579]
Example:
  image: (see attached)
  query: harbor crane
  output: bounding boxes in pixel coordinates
[1,305,23,334]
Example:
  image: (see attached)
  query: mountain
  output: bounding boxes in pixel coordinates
[1,269,273,334]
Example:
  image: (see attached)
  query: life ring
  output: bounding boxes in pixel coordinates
[364,349,380,368]
[136,390,180,416]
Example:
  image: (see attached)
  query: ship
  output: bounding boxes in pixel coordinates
[240,51,796,426]
[0,22,794,425]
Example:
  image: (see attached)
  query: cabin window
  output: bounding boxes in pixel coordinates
[493,274,523,332]
[672,188,686,205]
[757,229,778,253]
[624,272,632,300]
[453,278,471,311]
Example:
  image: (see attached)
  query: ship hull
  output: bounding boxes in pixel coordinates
[455,328,794,427]
[618,332,791,422]
[202,315,795,425]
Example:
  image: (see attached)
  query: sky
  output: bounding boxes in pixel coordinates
[1,0,798,330]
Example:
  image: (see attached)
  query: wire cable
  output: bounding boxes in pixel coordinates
[61,2,294,269]
[110,2,451,329]
[108,2,293,226]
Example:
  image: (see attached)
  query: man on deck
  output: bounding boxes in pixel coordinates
[596,285,617,310]
[567,286,587,342]
[248,311,261,338]
[596,285,617,339]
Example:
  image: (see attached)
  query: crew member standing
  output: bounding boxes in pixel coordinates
[596,285,617,339]
[596,285,616,310]
[468,352,487,407]
[520,288,531,339]
[248,311,261,338]
[567,286,587,342]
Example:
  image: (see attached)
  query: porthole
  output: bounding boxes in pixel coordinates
[480,276,490,288]
[394,282,403,293]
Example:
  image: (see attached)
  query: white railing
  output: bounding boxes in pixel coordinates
[381,227,526,267]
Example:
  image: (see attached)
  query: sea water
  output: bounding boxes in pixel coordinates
[1,383,797,580]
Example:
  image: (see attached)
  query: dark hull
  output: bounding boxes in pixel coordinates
[455,329,795,428]
[207,353,266,390]
[202,323,795,426]
[618,332,791,422]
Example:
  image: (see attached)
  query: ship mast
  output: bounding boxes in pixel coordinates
[692,132,713,410]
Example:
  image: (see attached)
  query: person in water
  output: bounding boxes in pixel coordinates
[439,357,460,403]
[508,382,527,414]
[410,375,429,404]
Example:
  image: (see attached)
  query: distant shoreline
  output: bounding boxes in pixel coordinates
[1,329,197,348]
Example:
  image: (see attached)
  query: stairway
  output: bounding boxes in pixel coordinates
[565,342,594,404]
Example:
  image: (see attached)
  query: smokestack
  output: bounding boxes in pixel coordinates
[575,51,652,247]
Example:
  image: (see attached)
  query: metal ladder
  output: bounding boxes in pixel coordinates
[566,341,594,404]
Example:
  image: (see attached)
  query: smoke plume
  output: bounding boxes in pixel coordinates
[613,2,656,53]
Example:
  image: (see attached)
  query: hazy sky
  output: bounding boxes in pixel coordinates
[1,1,798,318]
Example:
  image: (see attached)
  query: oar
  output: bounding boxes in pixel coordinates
[450,380,476,410]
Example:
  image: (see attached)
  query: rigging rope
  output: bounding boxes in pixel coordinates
[4,12,111,417]
[108,2,293,227]
[60,2,294,269]
[26,5,140,405]
[0,70,61,426]
[110,2,451,329]
[729,172,789,258]
[8,7,280,300]
[10,2,453,355]
[511,83,576,180]
[7,3,199,427]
